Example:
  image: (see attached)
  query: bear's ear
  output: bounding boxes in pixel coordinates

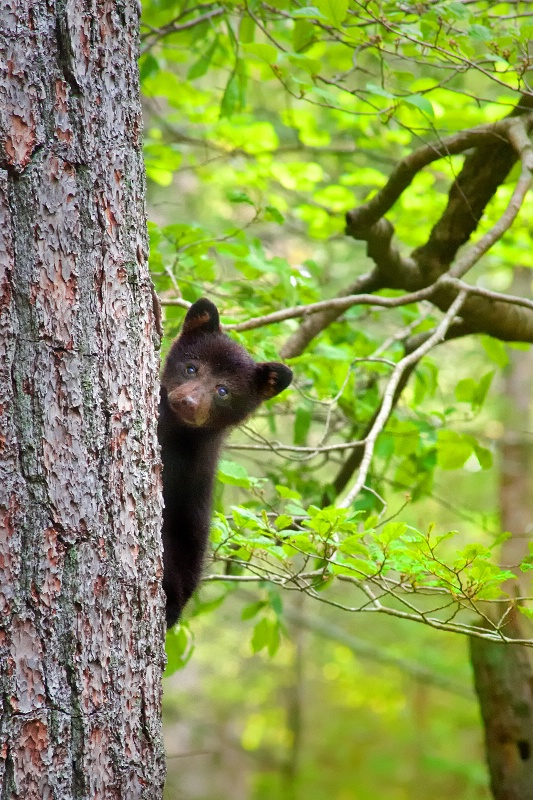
[255,362,293,398]
[181,298,220,336]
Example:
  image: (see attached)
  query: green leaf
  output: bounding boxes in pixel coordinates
[139,53,159,83]
[191,593,227,617]
[164,624,194,677]
[403,94,435,117]
[241,42,278,64]
[220,61,247,118]
[364,515,379,531]
[220,72,240,118]
[436,430,473,470]
[475,371,494,406]
[187,38,218,80]
[145,166,174,187]
[469,24,493,42]
[366,82,395,99]
[231,506,262,529]
[313,184,353,211]
[227,189,255,205]
[481,336,509,367]
[239,15,255,43]
[242,601,267,620]
[445,2,471,18]
[251,617,274,653]
[218,459,253,488]
[267,587,283,617]
[251,615,281,656]
[286,502,308,516]
[315,0,348,26]
[338,535,369,557]
[267,621,281,656]
[455,371,494,408]
[276,485,303,501]
[331,558,374,577]
[473,443,492,470]
[291,7,328,20]
[454,377,477,403]
[286,53,322,76]
[376,522,408,545]
[264,205,285,224]
[293,19,316,51]
[294,406,312,445]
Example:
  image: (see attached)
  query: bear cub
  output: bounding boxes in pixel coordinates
[158,298,293,627]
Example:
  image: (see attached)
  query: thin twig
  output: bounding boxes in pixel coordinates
[159,272,533,327]
[338,291,468,508]
[141,8,224,52]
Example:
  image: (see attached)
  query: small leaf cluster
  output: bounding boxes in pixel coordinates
[210,478,515,613]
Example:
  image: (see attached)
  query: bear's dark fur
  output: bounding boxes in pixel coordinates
[158,298,292,627]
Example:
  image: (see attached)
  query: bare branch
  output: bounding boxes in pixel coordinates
[441,276,533,313]
[412,105,533,277]
[281,101,533,357]
[224,438,365,455]
[204,570,533,645]
[225,283,436,332]
[450,117,533,279]
[158,272,533,348]
[159,295,190,310]
[338,290,468,508]
[140,8,224,53]
[345,123,511,231]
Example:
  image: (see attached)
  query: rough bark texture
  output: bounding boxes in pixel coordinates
[469,269,533,800]
[469,613,533,800]
[0,2,165,798]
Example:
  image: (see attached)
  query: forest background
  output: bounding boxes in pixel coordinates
[137,1,533,799]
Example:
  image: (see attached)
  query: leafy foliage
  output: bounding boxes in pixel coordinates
[141,1,533,650]
[143,2,533,797]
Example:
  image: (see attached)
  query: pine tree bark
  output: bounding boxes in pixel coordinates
[0,2,165,798]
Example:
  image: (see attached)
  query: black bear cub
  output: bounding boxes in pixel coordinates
[158,298,293,627]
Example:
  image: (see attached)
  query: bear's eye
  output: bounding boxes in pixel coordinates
[216,385,229,399]
[185,365,197,376]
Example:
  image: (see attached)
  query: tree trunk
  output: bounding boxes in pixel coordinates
[469,268,533,800]
[470,611,533,800]
[0,2,165,798]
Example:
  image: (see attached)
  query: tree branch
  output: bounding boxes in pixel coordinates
[280,99,533,357]
[338,290,468,508]
[345,121,514,239]
[280,270,384,358]
[449,117,533,279]
[140,8,224,52]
